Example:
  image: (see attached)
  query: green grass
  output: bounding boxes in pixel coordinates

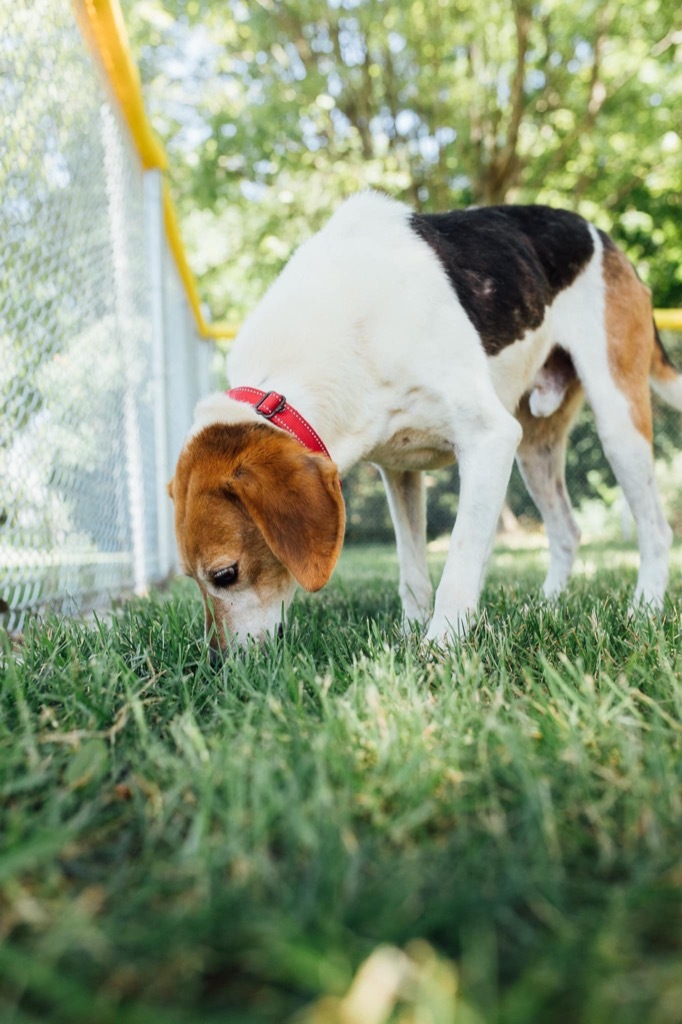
[1,542,681,1024]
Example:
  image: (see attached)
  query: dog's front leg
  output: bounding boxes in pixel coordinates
[380,467,432,631]
[426,405,522,645]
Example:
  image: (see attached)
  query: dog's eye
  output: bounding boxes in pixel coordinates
[212,564,238,588]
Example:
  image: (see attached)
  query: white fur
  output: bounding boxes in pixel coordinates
[651,375,682,412]
[185,191,675,645]
[190,391,261,437]
[204,578,298,648]
[379,468,432,627]
[516,438,581,598]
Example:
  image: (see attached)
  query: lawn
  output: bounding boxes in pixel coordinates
[1,541,681,1023]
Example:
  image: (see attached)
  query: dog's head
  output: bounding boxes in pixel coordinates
[169,422,345,651]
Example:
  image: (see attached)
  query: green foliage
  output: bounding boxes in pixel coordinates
[114,1,682,541]
[118,0,682,541]
[120,0,682,319]
[1,543,681,1022]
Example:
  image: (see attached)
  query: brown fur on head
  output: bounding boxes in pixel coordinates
[169,422,345,650]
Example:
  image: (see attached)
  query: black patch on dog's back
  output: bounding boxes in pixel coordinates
[410,206,595,355]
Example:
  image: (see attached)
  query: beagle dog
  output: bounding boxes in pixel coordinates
[169,191,681,651]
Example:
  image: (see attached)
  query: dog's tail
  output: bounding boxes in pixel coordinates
[650,320,682,411]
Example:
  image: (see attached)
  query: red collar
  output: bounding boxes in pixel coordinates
[226,387,332,460]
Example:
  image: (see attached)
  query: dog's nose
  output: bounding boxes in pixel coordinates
[206,624,283,666]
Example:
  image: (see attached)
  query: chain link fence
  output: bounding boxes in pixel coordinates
[0,1,213,633]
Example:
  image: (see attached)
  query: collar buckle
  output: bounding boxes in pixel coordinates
[226,386,332,460]
[255,391,287,419]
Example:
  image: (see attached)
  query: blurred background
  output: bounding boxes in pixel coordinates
[120,0,682,541]
[1,0,681,627]
[122,0,682,316]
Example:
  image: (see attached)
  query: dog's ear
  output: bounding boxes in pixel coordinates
[167,478,175,501]
[229,440,345,591]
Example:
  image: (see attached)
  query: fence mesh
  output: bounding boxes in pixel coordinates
[0,0,211,633]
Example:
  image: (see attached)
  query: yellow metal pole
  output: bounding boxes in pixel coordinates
[654,309,682,332]
[73,0,238,340]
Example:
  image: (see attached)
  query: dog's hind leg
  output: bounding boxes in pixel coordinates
[568,243,673,608]
[515,375,585,597]
[586,383,670,606]
[380,468,432,629]
[581,369,671,607]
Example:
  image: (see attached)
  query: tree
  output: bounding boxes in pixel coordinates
[122,0,682,318]
[121,0,682,539]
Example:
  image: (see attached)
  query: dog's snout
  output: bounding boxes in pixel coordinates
[205,622,284,665]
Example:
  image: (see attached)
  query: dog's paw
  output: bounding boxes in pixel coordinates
[424,610,472,649]
[541,578,565,600]
[400,584,433,626]
[629,588,665,616]
[401,600,432,637]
